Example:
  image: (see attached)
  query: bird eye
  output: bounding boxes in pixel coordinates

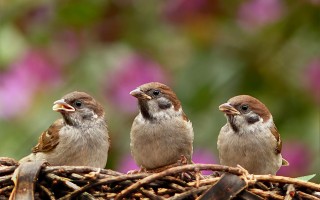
[74,100,82,108]
[153,90,160,96]
[241,104,249,111]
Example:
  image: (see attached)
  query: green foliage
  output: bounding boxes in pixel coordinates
[296,174,316,182]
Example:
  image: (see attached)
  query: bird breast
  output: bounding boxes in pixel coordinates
[130,113,194,169]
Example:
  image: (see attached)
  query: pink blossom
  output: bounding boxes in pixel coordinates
[103,54,168,112]
[277,141,312,177]
[192,149,218,175]
[238,0,284,30]
[116,154,139,173]
[0,50,61,119]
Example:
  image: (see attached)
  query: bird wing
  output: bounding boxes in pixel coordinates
[270,124,290,166]
[270,124,282,154]
[31,119,62,153]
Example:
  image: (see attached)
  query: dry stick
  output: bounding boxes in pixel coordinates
[169,185,210,200]
[38,184,55,200]
[161,176,189,187]
[46,173,95,200]
[46,173,81,190]
[139,188,165,200]
[44,166,123,176]
[249,188,283,200]
[115,164,241,200]
[0,166,16,175]
[0,157,18,166]
[0,185,13,194]
[255,182,270,190]
[253,175,320,191]
[106,193,117,198]
[69,173,85,180]
[58,173,148,200]
[296,191,320,200]
[168,183,186,192]
[188,177,220,187]
[157,188,177,196]
[0,175,12,184]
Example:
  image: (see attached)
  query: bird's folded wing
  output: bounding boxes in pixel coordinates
[31,119,62,153]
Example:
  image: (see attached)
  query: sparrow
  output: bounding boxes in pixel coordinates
[217,95,289,175]
[20,91,110,168]
[129,82,194,170]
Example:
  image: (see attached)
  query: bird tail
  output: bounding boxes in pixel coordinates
[282,158,289,166]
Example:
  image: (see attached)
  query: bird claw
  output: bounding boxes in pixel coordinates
[127,167,147,174]
[85,168,101,179]
[237,164,256,185]
[178,155,188,165]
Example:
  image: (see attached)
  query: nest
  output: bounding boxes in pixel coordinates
[0,157,319,200]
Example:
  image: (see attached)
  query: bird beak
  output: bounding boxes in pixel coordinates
[52,99,75,112]
[130,88,152,100]
[219,103,240,115]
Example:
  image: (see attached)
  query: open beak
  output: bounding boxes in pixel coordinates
[129,88,152,100]
[52,99,75,112]
[219,103,240,115]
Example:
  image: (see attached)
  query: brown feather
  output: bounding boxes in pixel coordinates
[62,91,105,118]
[270,124,282,154]
[32,119,62,153]
[139,82,182,111]
[228,95,271,122]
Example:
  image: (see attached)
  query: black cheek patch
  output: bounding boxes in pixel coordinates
[158,101,172,110]
[83,113,93,120]
[228,115,239,133]
[139,100,154,121]
[246,115,260,124]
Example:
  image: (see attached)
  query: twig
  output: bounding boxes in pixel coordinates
[115,164,242,200]
[139,188,165,200]
[43,166,123,176]
[46,173,96,200]
[38,184,55,200]
[157,188,178,196]
[0,157,18,166]
[69,173,85,180]
[1,159,319,199]
[169,185,210,200]
[296,191,320,200]
[46,173,81,191]
[57,173,148,199]
[253,175,320,191]
[0,185,13,194]
[0,166,16,175]
[167,183,186,192]
[161,176,189,187]
[249,188,283,200]
[188,177,219,187]
[0,175,12,184]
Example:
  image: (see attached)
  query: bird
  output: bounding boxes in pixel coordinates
[20,91,110,168]
[217,95,289,175]
[129,82,194,171]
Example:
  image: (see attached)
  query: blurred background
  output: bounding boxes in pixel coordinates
[0,0,319,181]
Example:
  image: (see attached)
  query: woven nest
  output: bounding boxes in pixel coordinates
[0,157,319,200]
